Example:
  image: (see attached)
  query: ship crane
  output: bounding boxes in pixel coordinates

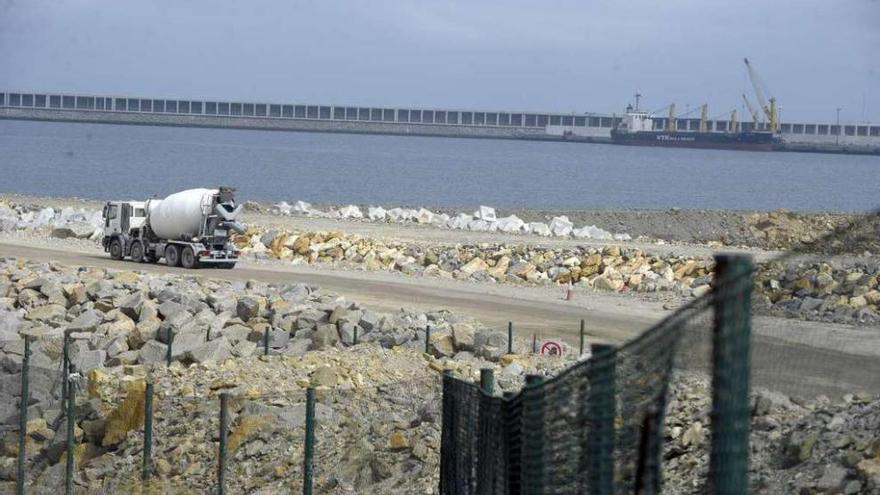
[742,94,762,126]
[744,58,779,132]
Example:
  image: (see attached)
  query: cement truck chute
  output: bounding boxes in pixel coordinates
[101,187,244,269]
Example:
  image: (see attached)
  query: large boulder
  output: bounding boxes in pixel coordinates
[447,213,473,230]
[337,205,363,219]
[236,296,263,322]
[467,220,493,232]
[367,206,387,221]
[273,202,292,215]
[33,208,55,227]
[415,208,435,224]
[549,216,574,237]
[572,225,613,240]
[0,310,23,337]
[528,223,552,236]
[71,349,106,373]
[474,206,497,222]
[50,221,96,239]
[312,324,339,349]
[495,215,525,233]
[460,257,489,276]
[292,201,312,214]
[188,337,233,363]
[474,329,509,360]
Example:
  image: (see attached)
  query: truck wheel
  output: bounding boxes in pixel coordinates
[109,239,123,260]
[165,245,181,267]
[130,241,145,262]
[181,247,199,269]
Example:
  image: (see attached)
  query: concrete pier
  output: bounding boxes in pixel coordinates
[1,90,878,153]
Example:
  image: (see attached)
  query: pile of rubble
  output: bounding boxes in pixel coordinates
[0,257,877,493]
[663,373,880,494]
[755,259,880,325]
[271,201,631,241]
[0,257,568,493]
[0,201,103,240]
[239,227,715,296]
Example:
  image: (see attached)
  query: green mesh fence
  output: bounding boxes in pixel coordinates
[440,289,715,495]
[440,210,880,495]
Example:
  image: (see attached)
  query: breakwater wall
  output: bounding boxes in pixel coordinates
[1,90,878,153]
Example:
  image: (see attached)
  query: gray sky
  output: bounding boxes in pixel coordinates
[2,0,878,123]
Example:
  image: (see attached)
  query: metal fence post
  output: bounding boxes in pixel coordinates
[16,335,30,495]
[65,378,75,495]
[62,330,69,400]
[218,393,229,495]
[303,387,316,495]
[531,334,537,354]
[507,322,513,354]
[587,344,617,495]
[166,330,174,367]
[142,383,154,485]
[710,254,753,495]
[263,326,270,356]
[477,368,496,494]
[579,319,585,356]
[480,368,495,396]
[425,325,431,354]
[439,370,454,495]
[521,374,545,495]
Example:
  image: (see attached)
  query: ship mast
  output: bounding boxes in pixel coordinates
[667,103,676,132]
[699,104,709,133]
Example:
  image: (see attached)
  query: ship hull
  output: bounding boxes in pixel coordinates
[610,130,779,152]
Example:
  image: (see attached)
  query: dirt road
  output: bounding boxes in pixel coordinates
[1,238,877,399]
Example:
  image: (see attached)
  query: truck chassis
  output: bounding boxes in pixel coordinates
[103,234,238,269]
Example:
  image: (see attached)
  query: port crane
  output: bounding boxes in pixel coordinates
[744,58,779,132]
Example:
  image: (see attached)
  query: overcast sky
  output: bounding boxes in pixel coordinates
[1,0,878,123]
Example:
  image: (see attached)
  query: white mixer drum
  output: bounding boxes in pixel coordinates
[147,188,217,240]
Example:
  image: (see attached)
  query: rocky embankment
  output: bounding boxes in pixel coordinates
[666,374,880,494]
[0,257,565,493]
[236,228,880,326]
[256,199,868,251]
[0,257,877,493]
[2,199,879,326]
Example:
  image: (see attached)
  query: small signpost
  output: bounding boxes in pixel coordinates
[539,339,564,357]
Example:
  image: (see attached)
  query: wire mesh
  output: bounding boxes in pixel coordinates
[439,210,880,495]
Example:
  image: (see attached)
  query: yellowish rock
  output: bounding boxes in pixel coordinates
[88,368,111,399]
[228,415,270,455]
[102,379,147,447]
[389,431,409,450]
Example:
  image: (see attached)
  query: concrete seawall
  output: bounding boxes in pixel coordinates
[2,89,878,154]
[0,107,609,143]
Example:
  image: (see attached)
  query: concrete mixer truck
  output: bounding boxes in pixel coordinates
[101,187,246,269]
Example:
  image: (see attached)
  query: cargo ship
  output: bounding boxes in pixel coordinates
[610,58,784,152]
[609,108,781,152]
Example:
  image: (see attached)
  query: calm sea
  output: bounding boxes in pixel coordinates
[0,120,877,212]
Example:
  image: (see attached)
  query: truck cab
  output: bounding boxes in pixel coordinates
[102,201,147,260]
[102,201,147,236]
